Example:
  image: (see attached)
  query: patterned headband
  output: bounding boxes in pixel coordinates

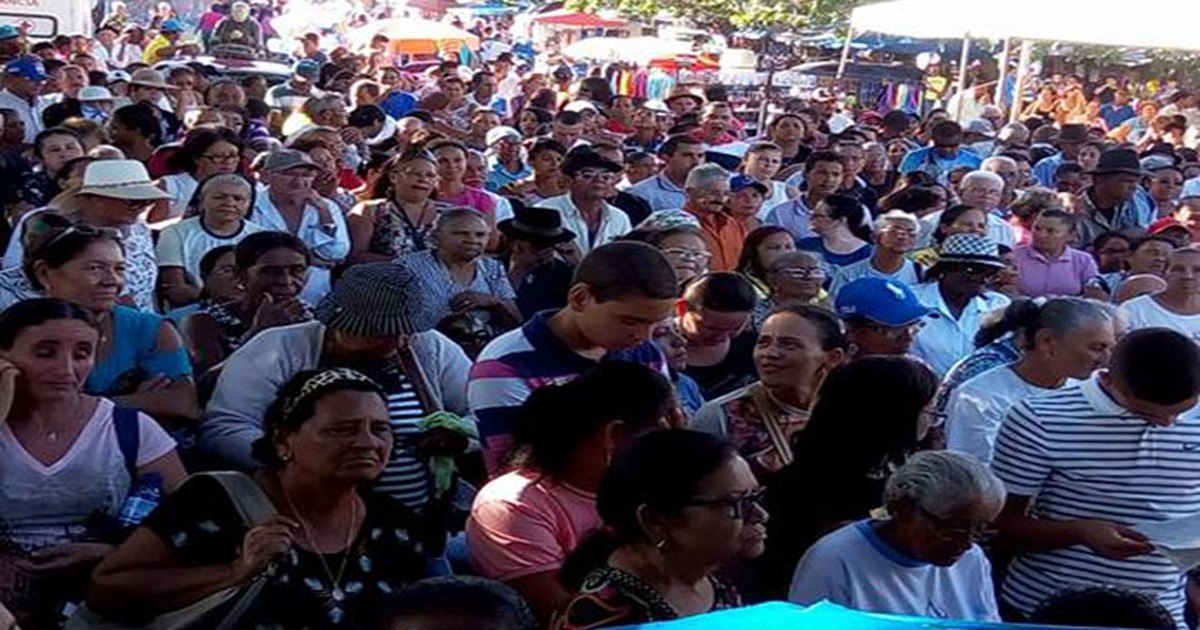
[281,368,382,421]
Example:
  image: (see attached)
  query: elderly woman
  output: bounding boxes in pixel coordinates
[752,251,830,327]
[396,208,520,329]
[692,306,846,481]
[87,368,431,628]
[201,263,471,511]
[348,150,440,262]
[151,126,244,224]
[788,451,1005,621]
[156,173,265,308]
[641,226,711,289]
[183,232,312,374]
[554,430,764,628]
[0,299,185,627]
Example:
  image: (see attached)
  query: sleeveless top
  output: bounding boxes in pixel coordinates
[366,200,435,258]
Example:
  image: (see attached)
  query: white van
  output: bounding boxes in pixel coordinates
[0,0,94,39]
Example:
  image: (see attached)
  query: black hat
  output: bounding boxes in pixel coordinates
[1088,149,1148,176]
[561,148,622,177]
[1059,123,1089,144]
[314,263,439,337]
[498,206,577,246]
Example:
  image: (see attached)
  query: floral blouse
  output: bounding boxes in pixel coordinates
[553,566,741,629]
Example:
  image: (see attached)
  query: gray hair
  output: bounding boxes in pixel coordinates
[961,170,1005,190]
[685,163,730,190]
[432,206,490,233]
[884,450,1006,517]
[981,155,1017,172]
[976,296,1116,349]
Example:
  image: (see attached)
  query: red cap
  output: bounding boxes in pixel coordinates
[1149,217,1188,236]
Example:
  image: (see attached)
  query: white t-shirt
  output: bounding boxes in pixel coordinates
[156,216,266,282]
[1121,295,1200,343]
[789,519,1000,622]
[0,398,175,551]
[919,210,1016,249]
[946,365,1062,464]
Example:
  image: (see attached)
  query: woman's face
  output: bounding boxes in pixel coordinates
[40,133,84,175]
[1127,240,1173,276]
[202,250,242,302]
[242,246,308,302]
[1095,237,1132,273]
[201,179,252,225]
[809,201,841,237]
[947,209,988,237]
[726,188,764,220]
[38,239,125,312]
[650,317,688,372]
[1040,318,1115,380]
[770,117,804,143]
[519,110,541,137]
[1077,145,1101,173]
[1165,251,1200,296]
[389,159,438,201]
[281,389,393,483]
[743,150,782,180]
[657,231,710,287]
[899,496,1003,566]
[1,319,98,402]
[1030,215,1072,254]
[434,215,489,262]
[886,141,908,167]
[1148,169,1184,203]
[463,152,486,188]
[662,455,767,564]
[754,312,835,393]
[434,147,466,186]
[767,255,826,301]
[755,232,796,271]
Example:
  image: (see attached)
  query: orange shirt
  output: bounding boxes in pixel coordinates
[686,207,747,271]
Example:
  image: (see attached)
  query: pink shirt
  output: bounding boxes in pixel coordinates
[439,187,496,216]
[1013,245,1099,298]
[466,469,600,581]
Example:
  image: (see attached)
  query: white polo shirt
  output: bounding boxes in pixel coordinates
[0,88,45,145]
[910,282,1010,378]
[536,193,631,254]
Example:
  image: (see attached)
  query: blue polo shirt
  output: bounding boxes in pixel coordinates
[626,173,686,213]
[898,146,983,186]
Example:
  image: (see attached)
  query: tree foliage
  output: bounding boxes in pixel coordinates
[566,0,863,34]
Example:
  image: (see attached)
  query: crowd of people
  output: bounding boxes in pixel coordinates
[5,3,1200,630]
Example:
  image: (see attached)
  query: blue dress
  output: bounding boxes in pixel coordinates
[86,306,193,396]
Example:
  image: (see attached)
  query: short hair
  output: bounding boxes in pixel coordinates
[745,141,782,155]
[681,272,757,313]
[883,450,1006,518]
[977,297,1114,349]
[960,170,1004,189]
[554,110,582,126]
[980,155,1017,172]
[805,149,842,172]
[234,231,311,269]
[371,577,536,630]
[572,241,678,302]
[111,103,162,144]
[528,138,566,159]
[1030,586,1175,629]
[1055,161,1084,179]
[1033,208,1076,229]
[659,133,703,157]
[33,127,82,159]
[1112,328,1200,405]
[874,209,920,233]
[684,163,729,189]
[198,244,235,279]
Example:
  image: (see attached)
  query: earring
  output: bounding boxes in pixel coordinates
[655,539,669,551]
[279,452,295,463]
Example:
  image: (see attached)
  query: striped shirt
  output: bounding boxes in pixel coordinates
[991,376,1200,627]
[468,312,667,475]
[358,363,432,509]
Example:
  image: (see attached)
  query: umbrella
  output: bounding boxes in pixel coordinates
[348,18,481,55]
[562,36,693,63]
[531,9,627,28]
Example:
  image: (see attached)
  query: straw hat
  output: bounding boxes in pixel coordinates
[77,160,170,200]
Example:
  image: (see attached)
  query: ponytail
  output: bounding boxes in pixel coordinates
[975,297,1114,350]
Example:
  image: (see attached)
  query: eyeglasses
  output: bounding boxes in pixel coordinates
[574,170,617,181]
[685,488,767,520]
[661,247,712,262]
[861,319,925,339]
[917,505,997,543]
[39,223,123,252]
[958,264,1000,279]
[773,267,826,279]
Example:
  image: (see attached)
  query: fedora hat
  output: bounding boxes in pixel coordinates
[665,86,704,106]
[314,262,439,338]
[1058,123,1089,144]
[129,68,177,90]
[498,206,576,246]
[931,233,1005,272]
[1088,149,1148,176]
[77,160,171,200]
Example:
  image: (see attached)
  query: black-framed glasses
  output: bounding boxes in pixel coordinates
[684,488,767,520]
[917,505,997,543]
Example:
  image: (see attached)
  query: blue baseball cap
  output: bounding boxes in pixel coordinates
[293,58,321,79]
[5,57,48,81]
[0,25,20,41]
[730,174,768,195]
[160,18,183,32]
[835,277,933,327]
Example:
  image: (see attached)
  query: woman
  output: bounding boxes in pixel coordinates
[1022,86,1060,121]
[756,356,938,601]
[0,298,185,627]
[1094,235,1175,297]
[766,114,811,167]
[692,305,846,480]
[156,173,265,308]
[736,226,797,299]
[430,139,496,217]
[911,204,989,267]
[753,252,830,327]
[946,298,1115,464]
[1147,166,1184,218]
[165,245,243,325]
[1122,246,1200,339]
[789,451,1005,621]
[798,194,872,273]
[14,127,85,215]
[861,141,897,199]
[517,107,552,138]
[87,368,432,628]
[643,226,711,289]
[348,150,440,262]
[152,124,244,224]
[183,231,312,374]
[884,138,914,174]
[554,430,764,628]
[15,213,197,423]
[1005,187,1062,247]
[395,207,520,330]
[467,364,675,621]
[107,103,161,163]
[651,318,704,419]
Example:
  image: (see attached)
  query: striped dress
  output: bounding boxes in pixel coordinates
[992,376,1200,628]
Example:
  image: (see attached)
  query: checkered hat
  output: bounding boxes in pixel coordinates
[935,233,1005,268]
[314,263,439,337]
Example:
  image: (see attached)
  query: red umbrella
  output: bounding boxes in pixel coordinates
[532,10,628,28]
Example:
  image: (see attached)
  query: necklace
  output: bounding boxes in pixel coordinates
[279,477,359,602]
[41,398,87,444]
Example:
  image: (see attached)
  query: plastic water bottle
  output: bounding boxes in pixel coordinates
[117,473,163,528]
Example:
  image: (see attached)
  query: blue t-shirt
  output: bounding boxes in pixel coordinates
[87,306,193,395]
[380,91,418,119]
[797,237,873,274]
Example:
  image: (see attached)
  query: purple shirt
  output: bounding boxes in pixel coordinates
[1013,245,1099,297]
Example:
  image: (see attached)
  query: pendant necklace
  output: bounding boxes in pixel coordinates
[280,477,358,602]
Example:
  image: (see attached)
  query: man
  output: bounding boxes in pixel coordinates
[688,102,737,146]
[962,118,996,157]
[491,52,521,102]
[467,70,506,116]
[548,110,584,148]
[834,141,877,213]
[992,328,1200,627]
[677,271,758,399]
[624,104,665,153]
[1031,123,1089,188]
[953,170,1018,247]
[765,150,843,241]
[835,276,933,358]
[141,18,183,63]
[127,68,181,141]
[899,120,982,185]
[627,134,705,213]
[468,241,677,473]
[499,206,577,319]
[265,59,324,113]
[0,57,48,145]
[464,108,501,152]
[590,142,652,226]
[40,63,88,122]
[211,1,263,53]
[1100,88,1136,129]
[1072,149,1156,248]
[484,126,530,194]
[678,163,744,272]
[537,148,631,254]
[982,155,1021,209]
[946,83,990,122]
[830,210,923,298]
[297,32,328,64]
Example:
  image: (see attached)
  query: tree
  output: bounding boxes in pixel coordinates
[567,0,863,34]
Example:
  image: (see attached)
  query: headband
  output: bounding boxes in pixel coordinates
[281,368,381,421]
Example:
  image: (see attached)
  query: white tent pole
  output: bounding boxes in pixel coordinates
[954,32,971,120]
[1010,39,1033,123]
[836,25,854,79]
[995,36,1011,109]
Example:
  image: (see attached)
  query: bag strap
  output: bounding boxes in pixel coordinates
[194,471,278,525]
[112,406,140,479]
